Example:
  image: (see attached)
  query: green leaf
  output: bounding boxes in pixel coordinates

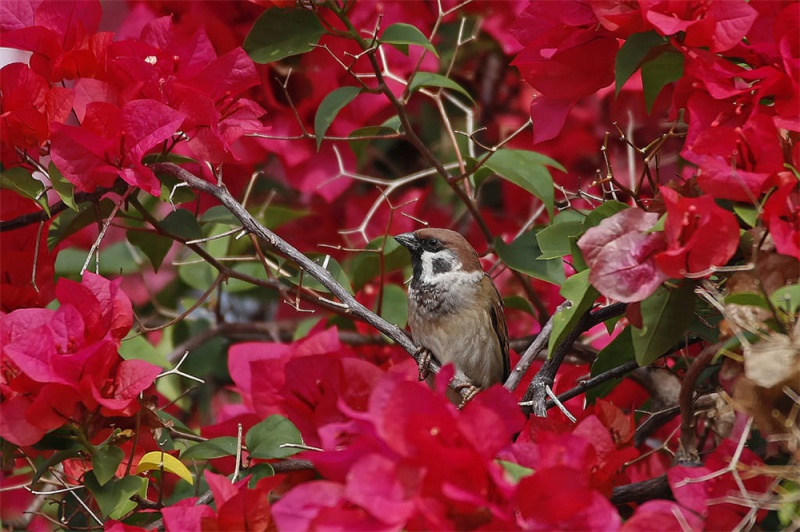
[724,292,770,310]
[483,149,565,218]
[348,125,399,161]
[497,459,533,484]
[314,86,361,150]
[641,50,684,113]
[733,204,758,227]
[0,166,49,215]
[286,254,353,295]
[771,284,800,318]
[408,72,474,103]
[127,230,172,272]
[548,270,599,356]
[350,237,406,291]
[503,295,535,315]
[632,282,695,365]
[495,233,565,286]
[245,415,304,459]
[48,163,78,211]
[381,23,438,57]
[247,463,276,489]
[119,332,170,368]
[92,445,125,486]
[379,283,408,328]
[244,7,326,63]
[615,31,667,96]
[583,201,629,230]
[32,449,82,488]
[181,437,238,461]
[161,208,204,241]
[536,220,583,260]
[85,473,147,520]
[587,327,635,403]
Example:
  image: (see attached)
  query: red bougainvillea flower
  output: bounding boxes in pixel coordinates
[510,0,618,142]
[654,187,740,278]
[763,180,800,260]
[49,99,185,196]
[0,273,161,446]
[682,115,785,202]
[577,208,668,302]
[642,0,758,52]
[0,0,107,82]
[0,62,73,149]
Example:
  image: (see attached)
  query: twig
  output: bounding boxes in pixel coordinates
[149,163,475,399]
[546,360,640,409]
[504,302,568,392]
[522,303,627,417]
[676,342,722,465]
[610,474,672,505]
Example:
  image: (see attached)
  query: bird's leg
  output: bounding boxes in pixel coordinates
[414,346,433,381]
[454,383,480,409]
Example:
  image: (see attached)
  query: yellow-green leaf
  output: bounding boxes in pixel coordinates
[136,451,194,485]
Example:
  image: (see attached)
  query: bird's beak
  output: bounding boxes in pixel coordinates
[394,232,419,251]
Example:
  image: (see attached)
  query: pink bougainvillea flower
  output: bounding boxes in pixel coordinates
[0,273,160,446]
[655,187,740,278]
[668,438,771,529]
[621,500,703,531]
[577,208,668,302]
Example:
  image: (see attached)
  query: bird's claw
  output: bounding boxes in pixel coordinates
[415,346,433,381]
[454,383,480,409]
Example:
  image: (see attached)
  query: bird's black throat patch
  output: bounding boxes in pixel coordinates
[432,257,451,274]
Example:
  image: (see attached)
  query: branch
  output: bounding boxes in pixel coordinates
[676,342,722,465]
[610,474,672,505]
[0,181,128,232]
[522,303,627,417]
[149,162,475,396]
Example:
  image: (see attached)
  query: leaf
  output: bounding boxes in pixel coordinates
[350,236,406,291]
[641,50,684,113]
[85,472,147,520]
[615,31,667,96]
[548,270,599,356]
[244,7,326,63]
[483,149,565,218]
[733,204,758,227]
[48,198,116,251]
[497,459,533,484]
[408,72,474,103]
[92,445,125,486]
[587,327,634,403]
[348,125,398,161]
[724,292,770,310]
[31,449,82,488]
[161,208,204,241]
[247,463,276,488]
[289,254,353,295]
[536,220,583,260]
[127,230,172,272]
[380,23,438,57]
[181,437,238,461]
[245,415,303,459]
[0,166,49,215]
[314,86,361,150]
[136,451,194,485]
[632,282,695,365]
[48,162,78,211]
[771,284,800,318]
[119,332,170,368]
[380,283,408,329]
[494,233,565,286]
[583,201,629,230]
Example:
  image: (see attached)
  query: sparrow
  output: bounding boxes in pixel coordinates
[394,228,509,404]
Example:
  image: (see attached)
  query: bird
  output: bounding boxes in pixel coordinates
[394,228,509,405]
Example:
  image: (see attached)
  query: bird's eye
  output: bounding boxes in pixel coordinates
[425,238,441,251]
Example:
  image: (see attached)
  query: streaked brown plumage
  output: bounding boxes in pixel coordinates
[394,228,509,402]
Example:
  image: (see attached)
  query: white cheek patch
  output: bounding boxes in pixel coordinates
[421,250,459,279]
